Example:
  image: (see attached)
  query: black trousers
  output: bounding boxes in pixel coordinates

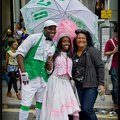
[8,71,18,93]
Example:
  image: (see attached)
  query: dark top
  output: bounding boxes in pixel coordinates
[72,46,104,88]
[72,48,86,87]
[95,8,102,19]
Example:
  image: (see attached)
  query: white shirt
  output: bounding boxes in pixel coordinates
[16,30,23,39]
[16,33,56,62]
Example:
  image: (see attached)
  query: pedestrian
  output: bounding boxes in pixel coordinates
[72,29,105,120]
[4,40,21,100]
[15,20,58,120]
[95,0,104,19]
[19,13,25,28]
[14,22,24,46]
[104,26,118,111]
[40,33,81,120]
[3,30,18,85]
[21,26,29,43]
[2,38,10,85]
[3,29,14,50]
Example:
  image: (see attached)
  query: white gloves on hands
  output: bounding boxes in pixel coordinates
[21,72,29,85]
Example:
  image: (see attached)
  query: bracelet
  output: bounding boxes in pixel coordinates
[47,60,53,63]
[21,72,27,76]
[47,61,53,65]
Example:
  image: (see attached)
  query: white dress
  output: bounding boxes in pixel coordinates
[40,52,81,120]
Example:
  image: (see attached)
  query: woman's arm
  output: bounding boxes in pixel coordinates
[4,52,10,73]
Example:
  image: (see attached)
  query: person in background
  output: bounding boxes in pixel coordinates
[40,33,81,120]
[72,29,105,120]
[95,0,104,19]
[21,27,29,43]
[3,29,18,85]
[15,20,58,120]
[3,30,19,85]
[14,22,24,46]
[2,38,10,85]
[4,40,21,100]
[19,13,25,28]
[104,26,118,112]
[3,29,14,50]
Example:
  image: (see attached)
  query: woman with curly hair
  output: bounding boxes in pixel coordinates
[72,29,105,120]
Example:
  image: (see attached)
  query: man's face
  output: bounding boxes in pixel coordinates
[44,26,57,39]
[7,32,12,37]
[114,32,118,38]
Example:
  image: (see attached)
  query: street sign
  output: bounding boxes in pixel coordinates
[101,10,112,19]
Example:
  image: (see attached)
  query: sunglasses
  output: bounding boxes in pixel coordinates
[75,29,88,34]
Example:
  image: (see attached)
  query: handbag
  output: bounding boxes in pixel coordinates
[105,39,116,70]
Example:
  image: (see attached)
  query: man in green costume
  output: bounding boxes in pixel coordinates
[16,20,58,120]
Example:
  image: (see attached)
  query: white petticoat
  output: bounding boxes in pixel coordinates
[40,74,81,120]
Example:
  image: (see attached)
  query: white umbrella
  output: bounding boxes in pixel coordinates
[20,0,98,42]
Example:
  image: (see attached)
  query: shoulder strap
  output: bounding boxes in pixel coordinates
[110,39,116,48]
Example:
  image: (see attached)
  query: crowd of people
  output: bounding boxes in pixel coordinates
[2,14,29,100]
[2,17,118,120]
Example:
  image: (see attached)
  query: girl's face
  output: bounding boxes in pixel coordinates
[11,42,18,50]
[76,33,87,49]
[61,36,71,52]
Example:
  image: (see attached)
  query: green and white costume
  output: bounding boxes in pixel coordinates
[16,33,56,120]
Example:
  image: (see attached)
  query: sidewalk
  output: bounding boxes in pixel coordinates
[2,79,114,112]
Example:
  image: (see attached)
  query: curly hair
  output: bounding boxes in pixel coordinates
[73,29,94,52]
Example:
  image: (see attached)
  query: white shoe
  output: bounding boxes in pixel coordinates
[109,111,116,116]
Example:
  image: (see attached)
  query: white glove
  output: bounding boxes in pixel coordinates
[21,72,29,85]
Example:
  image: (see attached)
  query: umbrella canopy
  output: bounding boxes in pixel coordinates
[20,0,98,42]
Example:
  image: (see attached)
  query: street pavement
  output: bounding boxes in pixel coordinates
[2,79,118,119]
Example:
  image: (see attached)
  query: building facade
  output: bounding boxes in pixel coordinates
[2,0,118,36]
[2,0,28,36]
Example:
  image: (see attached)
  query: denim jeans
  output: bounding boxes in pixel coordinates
[7,64,18,72]
[76,86,98,120]
[110,67,118,104]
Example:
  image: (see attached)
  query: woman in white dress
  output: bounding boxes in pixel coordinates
[40,33,81,120]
